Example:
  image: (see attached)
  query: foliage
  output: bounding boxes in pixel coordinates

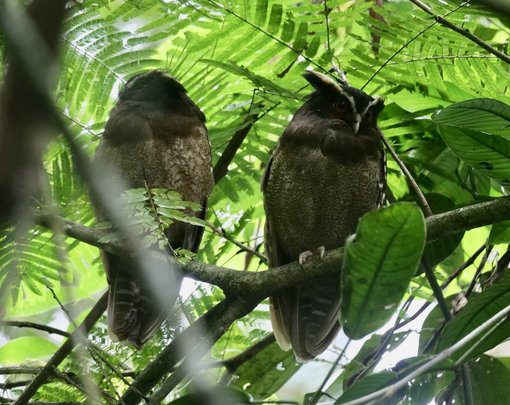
[1,0,510,404]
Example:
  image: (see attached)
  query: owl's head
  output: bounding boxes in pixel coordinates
[116,70,205,121]
[119,70,187,102]
[303,70,384,134]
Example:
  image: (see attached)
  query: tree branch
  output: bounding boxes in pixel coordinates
[121,297,260,404]
[426,196,510,241]
[27,195,510,402]
[0,321,70,338]
[410,0,510,65]
[33,196,510,299]
[14,293,108,405]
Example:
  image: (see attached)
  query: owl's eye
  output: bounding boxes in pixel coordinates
[333,99,349,113]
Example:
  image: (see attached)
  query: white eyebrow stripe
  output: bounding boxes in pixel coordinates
[360,96,382,118]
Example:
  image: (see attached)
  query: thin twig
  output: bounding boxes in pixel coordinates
[410,0,510,65]
[362,2,468,89]
[341,303,510,405]
[206,221,267,262]
[0,321,70,337]
[465,245,493,297]
[421,258,450,320]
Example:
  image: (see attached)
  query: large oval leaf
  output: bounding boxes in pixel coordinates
[419,194,463,272]
[432,98,510,135]
[0,336,58,364]
[432,98,510,186]
[435,277,510,360]
[341,203,426,339]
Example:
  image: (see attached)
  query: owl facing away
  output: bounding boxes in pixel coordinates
[95,71,213,348]
[262,71,385,361]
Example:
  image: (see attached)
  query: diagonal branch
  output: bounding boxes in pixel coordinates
[410,0,510,65]
[120,297,259,404]
[14,293,108,405]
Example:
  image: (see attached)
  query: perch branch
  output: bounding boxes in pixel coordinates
[33,195,510,299]
[26,195,510,402]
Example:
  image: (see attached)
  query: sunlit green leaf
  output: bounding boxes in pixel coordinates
[0,337,58,364]
[341,203,426,339]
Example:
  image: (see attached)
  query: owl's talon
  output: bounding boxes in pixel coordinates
[298,247,326,265]
[299,251,314,265]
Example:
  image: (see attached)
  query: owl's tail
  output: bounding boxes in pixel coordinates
[270,274,341,362]
[103,253,181,348]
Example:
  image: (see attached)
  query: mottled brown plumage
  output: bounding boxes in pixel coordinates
[95,71,213,348]
[262,71,385,361]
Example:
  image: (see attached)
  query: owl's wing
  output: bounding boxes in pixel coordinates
[96,108,183,348]
[261,154,293,351]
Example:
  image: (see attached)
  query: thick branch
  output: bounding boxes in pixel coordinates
[26,196,510,402]
[426,196,510,241]
[34,196,510,299]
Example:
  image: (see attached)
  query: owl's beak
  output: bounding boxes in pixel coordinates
[353,113,361,134]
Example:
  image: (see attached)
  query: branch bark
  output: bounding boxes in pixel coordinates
[34,196,510,299]
[0,321,70,338]
[26,195,510,403]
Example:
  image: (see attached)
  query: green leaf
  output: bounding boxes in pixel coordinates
[432,98,510,186]
[432,98,510,136]
[436,277,510,361]
[229,342,301,399]
[343,332,409,389]
[0,337,58,364]
[335,371,400,404]
[469,355,510,404]
[489,219,510,244]
[341,203,426,339]
[419,194,463,272]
